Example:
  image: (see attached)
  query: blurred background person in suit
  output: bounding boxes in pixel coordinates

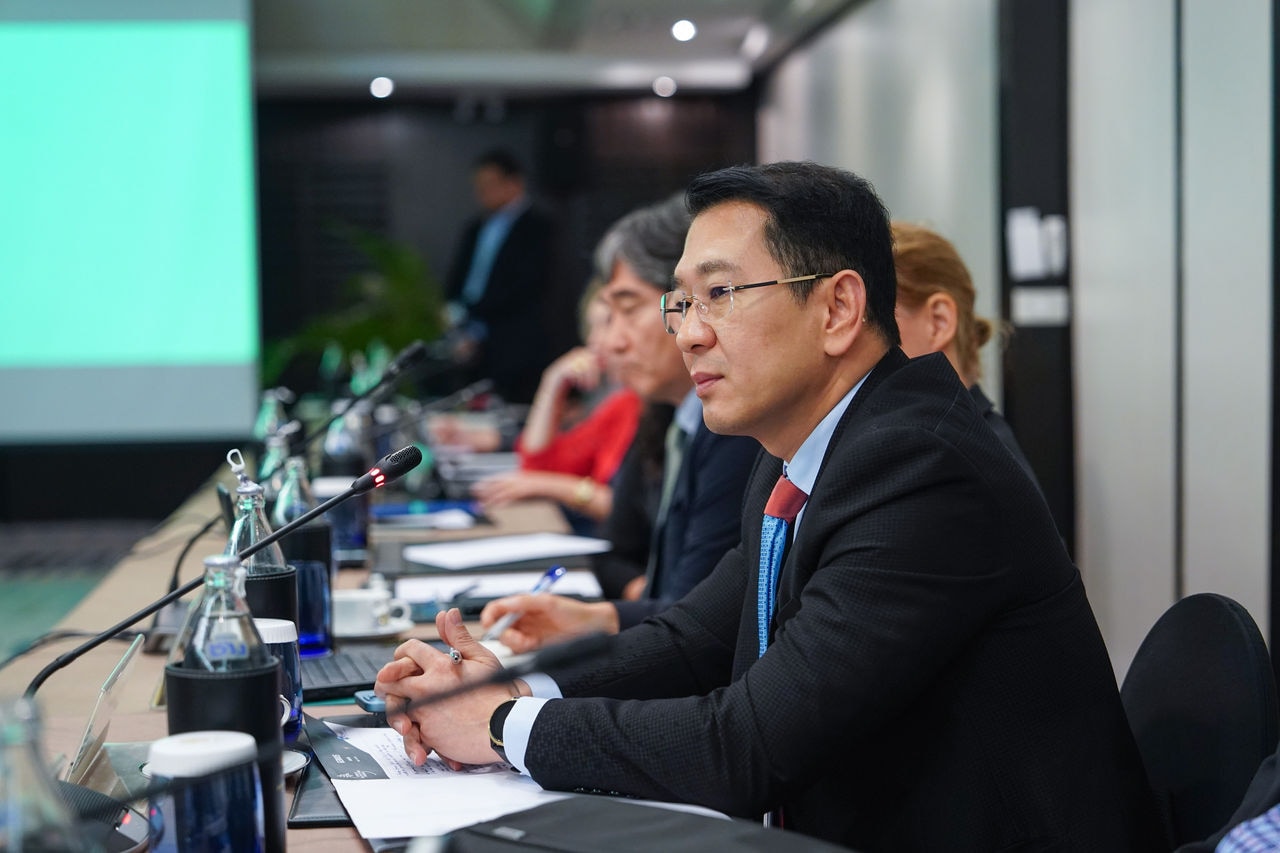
[444,148,556,404]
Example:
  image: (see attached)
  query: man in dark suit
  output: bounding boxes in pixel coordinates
[445,149,554,403]
[378,163,1162,850]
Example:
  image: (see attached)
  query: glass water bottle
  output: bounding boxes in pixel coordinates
[224,450,289,579]
[271,456,335,658]
[167,555,271,673]
[223,449,297,626]
[0,696,95,852]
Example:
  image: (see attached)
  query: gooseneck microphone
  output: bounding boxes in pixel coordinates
[292,340,432,456]
[366,377,495,443]
[251,339,430,486]
[23,445,424,698]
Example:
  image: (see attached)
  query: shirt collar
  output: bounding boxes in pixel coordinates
[782,371,870,496]
[490,195,529,224]
[673,388,703,436]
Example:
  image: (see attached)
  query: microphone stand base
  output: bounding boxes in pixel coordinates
[142,600,190,655]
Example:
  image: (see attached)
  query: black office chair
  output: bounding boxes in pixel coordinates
[1121,592,1279,849]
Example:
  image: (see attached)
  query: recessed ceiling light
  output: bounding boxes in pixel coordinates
[741,24,770,60]
[652,76,678,97]
[370,76,394,98]
[671,19,697,42]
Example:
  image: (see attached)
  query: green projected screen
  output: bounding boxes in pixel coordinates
[0,0,258,442]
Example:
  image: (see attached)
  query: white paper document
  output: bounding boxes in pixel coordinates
[321,719,570,838]
[395,569,603,604]
[402,532,611,571]
[375,508,477,530]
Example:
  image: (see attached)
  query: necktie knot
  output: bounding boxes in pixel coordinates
[764,475,808,524]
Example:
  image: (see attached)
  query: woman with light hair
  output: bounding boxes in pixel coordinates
[892,221,1037,482]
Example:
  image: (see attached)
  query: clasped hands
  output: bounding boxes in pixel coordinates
[375,597,621,767]
[375,607,522,769]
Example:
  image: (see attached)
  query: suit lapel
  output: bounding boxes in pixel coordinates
[769,348,908,634]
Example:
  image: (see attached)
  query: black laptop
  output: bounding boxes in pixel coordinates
[300,639,446,702]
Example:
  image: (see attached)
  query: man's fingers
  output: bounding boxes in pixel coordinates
[440,607,486,659]
[401,719,429,766]
[479,593,535,627]
[377,655,423,684]
[393,637,452,671]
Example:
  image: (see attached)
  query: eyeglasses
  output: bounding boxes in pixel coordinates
[660,274,831,334]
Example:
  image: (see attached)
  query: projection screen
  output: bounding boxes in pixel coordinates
[0,0,258,443]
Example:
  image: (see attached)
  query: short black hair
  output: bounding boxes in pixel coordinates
[685,162,899,346]
[472,148,524,178]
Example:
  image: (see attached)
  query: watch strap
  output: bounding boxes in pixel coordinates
[489,698,518,764]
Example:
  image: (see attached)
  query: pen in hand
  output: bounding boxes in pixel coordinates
[480,564,566,642]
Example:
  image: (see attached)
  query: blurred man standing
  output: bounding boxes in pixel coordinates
[445,149,554,403]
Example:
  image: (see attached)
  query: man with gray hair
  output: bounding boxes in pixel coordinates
[485,195,759,648]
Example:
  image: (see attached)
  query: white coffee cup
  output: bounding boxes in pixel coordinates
[332,587,411,636]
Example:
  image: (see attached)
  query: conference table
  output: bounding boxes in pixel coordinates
[0,471,570,851]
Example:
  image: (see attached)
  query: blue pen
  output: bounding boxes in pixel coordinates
[480,564,566,642]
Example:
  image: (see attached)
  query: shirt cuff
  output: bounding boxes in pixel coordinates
[502,696,552,776]
[520,673,563,699]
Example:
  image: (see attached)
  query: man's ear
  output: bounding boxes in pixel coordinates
[822,271,866,357]
[926,293,958,350]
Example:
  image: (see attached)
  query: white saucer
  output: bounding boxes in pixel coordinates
[333,617,414,640]
[282,748,310,777]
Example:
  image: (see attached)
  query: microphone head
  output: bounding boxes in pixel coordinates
[387,340,429,376]
[350,445,424,494]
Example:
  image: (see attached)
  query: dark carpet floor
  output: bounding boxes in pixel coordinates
[0,520,158,659]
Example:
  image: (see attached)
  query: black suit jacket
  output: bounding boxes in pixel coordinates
[613,421,759,630]
[970,383,1038,485]
[446,205,555,402]
[525,349,1163,851]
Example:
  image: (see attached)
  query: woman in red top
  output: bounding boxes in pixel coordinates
[471,287,640,525]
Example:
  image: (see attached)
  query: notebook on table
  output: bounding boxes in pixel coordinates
[398,532,611,574]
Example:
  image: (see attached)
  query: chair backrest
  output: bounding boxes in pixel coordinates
[1121,593,1279,848]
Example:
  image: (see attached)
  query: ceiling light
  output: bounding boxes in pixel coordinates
[370,76,394,98]
[741,24,770,60]
[652,76,678,97]
[671,19,696,42]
